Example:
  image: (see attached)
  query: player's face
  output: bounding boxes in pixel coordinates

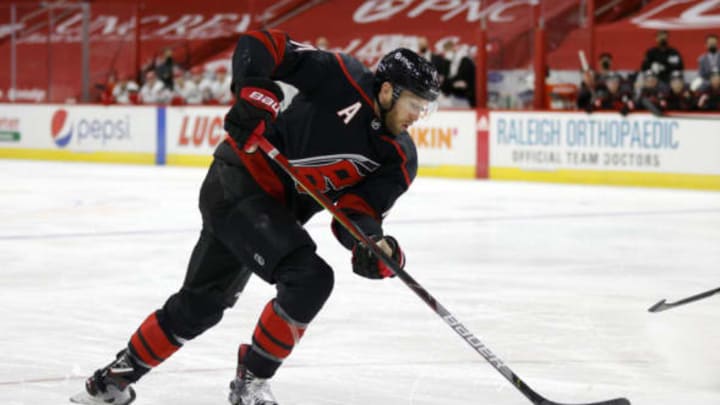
[711,75,720,88]
[670,79,684,93]
[606,79,619,93]
[385,90,430,135]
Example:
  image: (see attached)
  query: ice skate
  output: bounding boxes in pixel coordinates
[228,344,278,405]
[70,350,138,405]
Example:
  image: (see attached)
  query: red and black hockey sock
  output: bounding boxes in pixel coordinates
[244,299,307,378]
[126,311,182,373]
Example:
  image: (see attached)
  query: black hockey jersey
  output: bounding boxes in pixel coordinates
[214,30,418,250]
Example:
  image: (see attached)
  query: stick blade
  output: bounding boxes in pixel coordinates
[542,397,631,405]
[648,299,668,313]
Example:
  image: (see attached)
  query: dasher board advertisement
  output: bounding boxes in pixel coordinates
[165,106,227,166]
[489,111,720,190]
[0,104,156,164]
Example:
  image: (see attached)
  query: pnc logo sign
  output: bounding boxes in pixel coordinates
[51,109,73,148]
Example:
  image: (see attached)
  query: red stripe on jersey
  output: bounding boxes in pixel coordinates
[380,136,411,187]
[337,193,379,221]
[266,29,287,65]
[252,300,305,360]
[245,31,280,66]
[138,313,180,361]
[334,53,374,108]
[224,135,286,203]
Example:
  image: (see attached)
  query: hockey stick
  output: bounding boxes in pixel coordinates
[639,97,664,118]
[657,112,720,121]
[240,124,630,405]
[578,50,589,72]
[640,98,720,121]
[648,286,720,313]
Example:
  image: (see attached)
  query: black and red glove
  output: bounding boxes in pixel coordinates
[224,77,284,147]
[351,236,405,279]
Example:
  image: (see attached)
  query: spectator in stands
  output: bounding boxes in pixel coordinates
[595,52,635,95]
[698,34,720,83]
[663,70,695,111]
[417,36,446,83]
[210,66,233,104]
[99,71,117,104]
[434,41,452,91]
[140,70,170,104]
[596,52,616,82]
[315,36,329,51]
[184,66,207,105]
[592,72,635,115]
[696,67,720,110]
[156,47,175,90]
[417,36,431,60]
[640,30,684,85]
[439,40,476,107]
[169,70,189,105]
[198,67,216,104]
[636,70,668,111]
[112,77,139,104]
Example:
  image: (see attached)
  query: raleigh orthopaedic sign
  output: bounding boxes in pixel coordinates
[489,111,720,189]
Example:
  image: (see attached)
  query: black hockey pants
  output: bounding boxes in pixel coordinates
[158,159,334,366]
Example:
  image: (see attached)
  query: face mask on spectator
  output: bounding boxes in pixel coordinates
[658,39,668,47]
[709,45,718,54]
[601,60,611,70]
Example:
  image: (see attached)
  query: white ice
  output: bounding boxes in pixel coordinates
[1,159,719,405]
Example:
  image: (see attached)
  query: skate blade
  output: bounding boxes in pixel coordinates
[69,388,136,405]
[69,390,100,404]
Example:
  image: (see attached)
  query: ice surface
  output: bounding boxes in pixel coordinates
[1,159,719,405]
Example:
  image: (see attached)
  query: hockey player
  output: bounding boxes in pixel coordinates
[636,70,668,112]
[696,68,720,110]
[591,72,635,114]
[663,70,695,111]
[70,29,440,405]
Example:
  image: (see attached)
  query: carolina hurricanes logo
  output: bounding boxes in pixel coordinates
[288,154,380,193]
[51,109,73,148]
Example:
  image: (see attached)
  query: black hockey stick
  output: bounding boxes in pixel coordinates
[240,124,630,405]
[648,286,720,313]
[638,98,664,118]
[640,98,720,121]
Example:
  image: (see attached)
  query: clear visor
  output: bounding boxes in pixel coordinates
[396,94,439,121]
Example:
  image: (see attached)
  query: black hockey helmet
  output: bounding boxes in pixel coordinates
[374,48,441,102]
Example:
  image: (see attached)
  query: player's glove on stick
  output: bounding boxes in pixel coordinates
[224,77,284,148]
[352,236,405,279]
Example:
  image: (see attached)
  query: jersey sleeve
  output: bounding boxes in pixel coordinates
[331,135,418,250]
[230,29,331,95]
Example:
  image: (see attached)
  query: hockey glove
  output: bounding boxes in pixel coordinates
[224,77,284,148]
[351,236,405,279]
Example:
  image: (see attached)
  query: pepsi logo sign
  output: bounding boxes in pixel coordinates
[51,109,73,148]
[50,109,131,148]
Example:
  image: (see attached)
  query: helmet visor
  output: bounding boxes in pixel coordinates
[396,92,439,121]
